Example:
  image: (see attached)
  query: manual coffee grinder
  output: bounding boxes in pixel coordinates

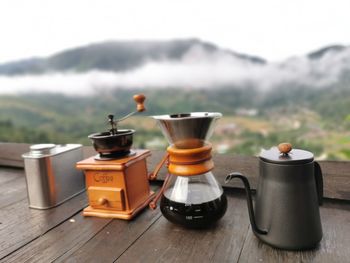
[76,94,155,220]
[149,113,227,228]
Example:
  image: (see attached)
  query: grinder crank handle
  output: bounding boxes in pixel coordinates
[133,94,146,112]
[116,94,147,122]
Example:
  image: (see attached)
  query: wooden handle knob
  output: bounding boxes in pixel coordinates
[278,142,292,155]
[98,197,108,206]
[133,94,146,112]
[149,201,157,210]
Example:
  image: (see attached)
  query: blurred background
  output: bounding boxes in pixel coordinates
[0,0,349,160]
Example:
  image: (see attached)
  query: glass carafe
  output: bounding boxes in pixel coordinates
[160,171,227,228]
[150,112,227,228]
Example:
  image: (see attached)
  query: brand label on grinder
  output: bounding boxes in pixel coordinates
[93,172,113,183]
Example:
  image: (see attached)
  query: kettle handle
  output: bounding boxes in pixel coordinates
[225,172,267,235]
[314,162,323,206]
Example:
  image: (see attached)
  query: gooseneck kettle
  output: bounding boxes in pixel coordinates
[226,143,323,250]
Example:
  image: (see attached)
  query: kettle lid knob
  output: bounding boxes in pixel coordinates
[278,142,292,155]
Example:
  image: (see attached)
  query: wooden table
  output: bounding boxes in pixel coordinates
[0,146,349,262]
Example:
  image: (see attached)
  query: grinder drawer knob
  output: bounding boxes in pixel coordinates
[98,197,108,206]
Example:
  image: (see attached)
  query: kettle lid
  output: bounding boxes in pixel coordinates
[260,143,314,165]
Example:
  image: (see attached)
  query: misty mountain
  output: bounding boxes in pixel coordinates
[0,39,265,75]
[307,45,347,59]
[0,39,350,95]
[0,40,349,160]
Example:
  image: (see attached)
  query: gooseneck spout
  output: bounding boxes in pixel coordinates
[225,172,267,235]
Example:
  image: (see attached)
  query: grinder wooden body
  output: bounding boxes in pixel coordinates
[76,149,154,220]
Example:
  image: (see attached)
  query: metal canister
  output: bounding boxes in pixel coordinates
[22,144,85,209]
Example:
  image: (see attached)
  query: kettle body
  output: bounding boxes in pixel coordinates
[226,144,323,250]
[255,159,322,249]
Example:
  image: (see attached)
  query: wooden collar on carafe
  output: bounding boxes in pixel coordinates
[166,143,214,176]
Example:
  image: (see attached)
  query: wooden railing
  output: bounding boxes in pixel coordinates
[1,143,349,201]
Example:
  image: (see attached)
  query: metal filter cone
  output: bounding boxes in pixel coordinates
[152,112,222,149]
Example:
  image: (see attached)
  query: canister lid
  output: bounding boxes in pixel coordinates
[260,143,314,165]
[30,144,56,155]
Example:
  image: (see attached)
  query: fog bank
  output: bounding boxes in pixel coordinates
[0,45,349,96]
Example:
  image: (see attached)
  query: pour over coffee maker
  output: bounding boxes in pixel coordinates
[150,113,227,228]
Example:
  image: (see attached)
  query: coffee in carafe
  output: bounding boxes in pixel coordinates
[160,170,227,228]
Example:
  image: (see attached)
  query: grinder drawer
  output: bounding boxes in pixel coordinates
[88,186,125,210]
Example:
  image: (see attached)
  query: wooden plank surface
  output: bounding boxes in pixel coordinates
[0,167,27,209]
[55,184,162,262]
[0,166,89,260]
[0,166,349,262]
[0,167,24,184]
[0,176,27,209]
[57,209,162,262]
[316,161,350,201]
[116,191,250,263]
[1,186,161,262]
[299,200,350,262]
[0,143,29,167]
[2,214,111,263]
[0,192,87,260]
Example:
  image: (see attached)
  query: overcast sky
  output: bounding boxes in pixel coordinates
[0,0,349,63]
